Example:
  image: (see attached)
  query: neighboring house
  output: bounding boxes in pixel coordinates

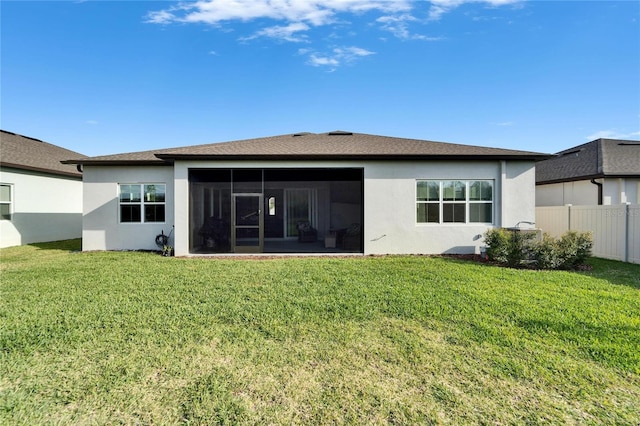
[536,138,640,206]
[0,130,84,248]
[63,131,550,256]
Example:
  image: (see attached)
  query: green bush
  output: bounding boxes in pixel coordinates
[485,229,592,270]
[484,228,510,264]
[557,231,593,269]
[533,234,562,270]
[484,228,536,267]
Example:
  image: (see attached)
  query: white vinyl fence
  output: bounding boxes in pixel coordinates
[535,204,640,264]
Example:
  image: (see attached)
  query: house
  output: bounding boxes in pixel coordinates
[0,130,85,248]
[536,138,640,206]
[63,131,550,256]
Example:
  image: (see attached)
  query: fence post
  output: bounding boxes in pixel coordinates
[625,203,630,263]
[566,204,572,231]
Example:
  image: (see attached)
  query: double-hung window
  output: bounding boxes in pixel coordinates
[417,180,493,224]
[0,184,12,221]
[119,184,165,223]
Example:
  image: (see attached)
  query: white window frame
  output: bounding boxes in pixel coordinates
[0,183,13,221]
[416,180,494,225]
[118,183,166,224]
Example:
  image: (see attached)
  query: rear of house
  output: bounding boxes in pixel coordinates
[0,130,84,248]
[535,138,640,263]
[536,138,640,206]
[66,131,549,256]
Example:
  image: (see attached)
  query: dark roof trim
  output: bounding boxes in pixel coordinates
[61,159,172,166]
[155,153,551,162]
[1,162,83,179]
[536,174,640,185]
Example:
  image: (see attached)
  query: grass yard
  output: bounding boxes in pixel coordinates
[1,240,639,425]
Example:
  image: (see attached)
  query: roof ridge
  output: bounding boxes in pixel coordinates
[1,129,45,144]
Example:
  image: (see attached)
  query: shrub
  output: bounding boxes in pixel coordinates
[533,234,562,270]
[484,228,510,264]
[556,231,593,269]
[484,228,536,267]
[532,231,592,270]
[485,229,592,270]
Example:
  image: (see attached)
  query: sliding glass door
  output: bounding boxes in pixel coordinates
[284,189,317,238]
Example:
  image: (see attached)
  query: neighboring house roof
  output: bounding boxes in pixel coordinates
[536,138,640,184]
[63,131,551,165]
[1,130,85,178]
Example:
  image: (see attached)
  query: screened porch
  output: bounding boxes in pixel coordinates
[188,168,363,254]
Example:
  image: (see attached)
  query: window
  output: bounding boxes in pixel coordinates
[119,184,165,223]
[417,180,493,224]
[268,196,276,216]
[0,184,12,220]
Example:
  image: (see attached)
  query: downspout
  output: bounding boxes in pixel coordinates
[590,178,603,205]
[500,160,507,227]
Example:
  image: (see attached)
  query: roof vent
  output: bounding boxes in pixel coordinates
[293,132,311,137]
[328,131,353,136]
[560,149,582,156]
[618,142,640,146]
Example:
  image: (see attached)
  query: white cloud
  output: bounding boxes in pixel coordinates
[427,0,521,21]
[308,54,340,67]
[586,130,640,141]
[241,22,311,42]
[146,0,412,27]
[145,0,522,65]
[145,1,518,34]
[305,45,375,69]
[377,14,443,40]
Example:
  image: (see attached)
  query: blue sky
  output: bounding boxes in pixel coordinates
[2,0,639,157]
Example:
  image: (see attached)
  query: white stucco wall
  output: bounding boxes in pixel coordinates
[363,160,536,255]
[536,180,598,206]
[0,167,82,248]
[81,160,536,255]
[603,178,640,205]
[536,178,639,206]
[171,159,536,256]
[82,165,175,251]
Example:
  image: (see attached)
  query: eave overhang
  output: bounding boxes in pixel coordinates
[154,153,552,162]
[61,159,173,167]
[1,162,82,179]
[536,173,640,185]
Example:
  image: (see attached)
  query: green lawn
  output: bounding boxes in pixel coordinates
[1,240,639,425]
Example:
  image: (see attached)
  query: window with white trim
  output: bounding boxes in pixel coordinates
[119,184,166,223]
[0,184,12,221]
[417,180,493,224]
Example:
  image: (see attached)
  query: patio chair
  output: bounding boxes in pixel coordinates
[199,217,230,250]
[297,221,318,242]
[341,223,361,251]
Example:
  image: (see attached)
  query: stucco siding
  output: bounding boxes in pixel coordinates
[82,166,174,251]
[363,160,534,255]
[536,178,639,206]
[603,178,640,205]
[171,160,535,256]
[0,167,82,248]
[82,160,536,255]
[500,161,537,228]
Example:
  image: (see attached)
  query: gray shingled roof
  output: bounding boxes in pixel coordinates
[0,130,85,178]
[536,138,640,184]
[64,131,550,165]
